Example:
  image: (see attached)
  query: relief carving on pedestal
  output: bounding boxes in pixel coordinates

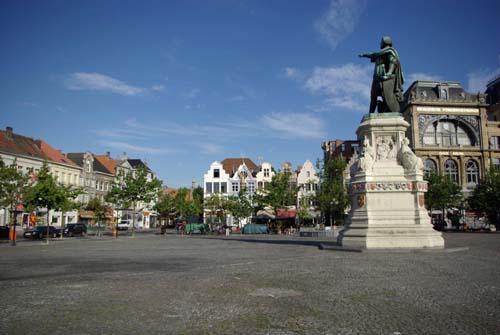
[376,136,397,161]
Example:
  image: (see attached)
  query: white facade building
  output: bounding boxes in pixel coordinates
[296,160,319,207]
[255,162,275,192]
[203,158,259,227]
[203,161,231,199]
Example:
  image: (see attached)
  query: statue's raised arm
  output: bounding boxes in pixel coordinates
[359,36,405,114]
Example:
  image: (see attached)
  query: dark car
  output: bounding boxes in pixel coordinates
[27,226,59,239]
[63,223,87,237]
[0,226,10,239]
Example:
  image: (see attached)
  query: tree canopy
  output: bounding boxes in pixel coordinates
[468,167,500,227]
[0,158,33,218]
[226,190,253,225]
[23,161,66,215]
[256,172,297,214]
[425,173,462,212]
[315,157,349,225]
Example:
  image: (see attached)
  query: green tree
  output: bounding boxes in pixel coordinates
[425,172,462,217]
[316,157,349,227]
[0,158,33,245]
[468,167,500,228]
[56,184,82,239]
[85,197,110,237]
[154,191,176,226]
[105,166,162,237]
[226,190,253,227]
[204,193,226,228]
[256,172,297,229]
[23,161,66,244]
[192,186,204,217]
[174,188,198,218]
[297,196,314,227]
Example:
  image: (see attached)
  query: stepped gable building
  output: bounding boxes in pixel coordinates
[255,162,275,191]
[66,152,115,204]
[401,80,489,194]
[485,74,500,170]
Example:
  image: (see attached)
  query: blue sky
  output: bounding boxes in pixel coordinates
[1,0,499,188]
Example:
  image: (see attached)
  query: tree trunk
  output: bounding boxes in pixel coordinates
[46,208,50,244]
[132,203,136,238]
[60,211,65,239]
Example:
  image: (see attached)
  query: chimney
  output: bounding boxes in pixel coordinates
[106,151,111,158]
[5,126,13,139]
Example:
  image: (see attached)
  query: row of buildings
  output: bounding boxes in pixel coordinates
[203,158,320,226]
[0,127,158,228]
[323,78,500,197]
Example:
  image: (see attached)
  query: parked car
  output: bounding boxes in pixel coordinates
[63,223,87,237]
[25,226,59,239]
[118,220,130,231]
[0,226,10,239]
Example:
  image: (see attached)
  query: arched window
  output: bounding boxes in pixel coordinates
[444,159,458,183]
[465,160,479,185]
[424,159,437,178]
[422,120,475,146]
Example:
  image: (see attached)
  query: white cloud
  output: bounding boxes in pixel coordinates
[101,141,175,155]
[199,143,223,155]
[260,112,326,139]
[183,88,200,99]
[66,72,144,96]
[405,72,442,84]
[284,67,303,80]
[151,85,166,92]
[305,63,372,112]
[314,0,366,50]
[467,68,499,93]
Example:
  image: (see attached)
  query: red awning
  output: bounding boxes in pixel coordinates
[277,209,296,219]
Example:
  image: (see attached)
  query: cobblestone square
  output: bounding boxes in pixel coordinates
[1,233,499,335]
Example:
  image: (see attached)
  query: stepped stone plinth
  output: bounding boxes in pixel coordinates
[337,113,445,249]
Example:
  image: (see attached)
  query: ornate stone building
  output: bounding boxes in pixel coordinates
[485,74,500,170]
[401,81,489,195]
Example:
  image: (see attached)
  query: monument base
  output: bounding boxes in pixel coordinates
[338,114,444,249]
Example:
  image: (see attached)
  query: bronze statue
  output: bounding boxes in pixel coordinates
[359,36,404,114]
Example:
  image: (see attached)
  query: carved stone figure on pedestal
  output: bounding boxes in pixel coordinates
[358,136,374,173]
[398,137,424,172]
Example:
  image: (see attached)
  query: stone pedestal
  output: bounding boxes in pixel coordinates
[338,113,444,249]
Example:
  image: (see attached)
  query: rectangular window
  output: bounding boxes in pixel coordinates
[221,182,227,193]
[494,158,500,171]
[213,169,220,178]
[491,137,500,149]
[247,182,255,193]
[352,144,359,153]
[61,172,66,183]
[52,216,58,224]
[206,182,212,194]
[96,181,100,190]
[264,168,270,177]
[341,143,346,152]
[232,182,239,192]
[214,182,220,193]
